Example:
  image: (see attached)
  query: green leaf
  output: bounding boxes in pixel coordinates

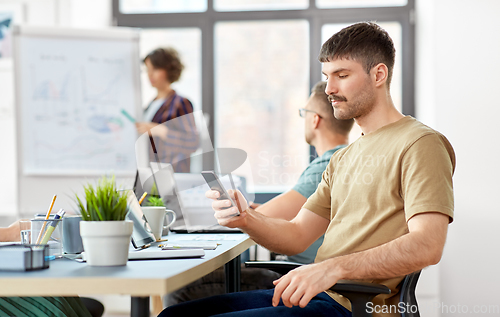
[73,175,128,221]
[146,196,165,207]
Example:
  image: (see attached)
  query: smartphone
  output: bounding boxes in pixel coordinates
[201,171,240,217]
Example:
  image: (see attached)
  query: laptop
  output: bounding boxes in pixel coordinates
[133,164,184,226]
[124,189,205,260]
[145,163,242,234]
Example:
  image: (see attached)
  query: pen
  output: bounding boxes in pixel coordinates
[121,109,136,123]
[138,192,148,205]
[35,195,57,244]
[40,209,66,245]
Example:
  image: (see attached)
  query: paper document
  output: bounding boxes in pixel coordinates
[160,241,218,250]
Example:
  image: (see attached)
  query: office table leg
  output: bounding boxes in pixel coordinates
[131,296,150,317]
[225,254,241,293]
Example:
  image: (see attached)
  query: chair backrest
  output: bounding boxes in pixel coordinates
[399,270,421,317]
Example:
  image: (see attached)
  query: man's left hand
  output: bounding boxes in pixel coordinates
[272,260,340,308]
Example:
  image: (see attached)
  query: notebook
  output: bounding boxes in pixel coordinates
[70,247,205,262]
[170,224,240,234]
[127,247,204,260]
[159,241,218,250]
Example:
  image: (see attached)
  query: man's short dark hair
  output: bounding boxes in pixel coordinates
[318,22,396,86]
[143,47,184,83]
[311,81,354,136]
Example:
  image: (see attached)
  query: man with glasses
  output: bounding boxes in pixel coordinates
[166,81,353,305]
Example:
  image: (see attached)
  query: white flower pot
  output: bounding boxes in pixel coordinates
[80,220,133,266]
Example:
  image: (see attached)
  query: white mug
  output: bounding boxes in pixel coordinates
[142,207,177,241]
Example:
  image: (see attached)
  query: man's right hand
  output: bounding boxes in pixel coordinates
[205,189,249,228]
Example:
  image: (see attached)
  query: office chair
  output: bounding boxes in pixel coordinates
[245,261,421,317]
[80,297,105,317]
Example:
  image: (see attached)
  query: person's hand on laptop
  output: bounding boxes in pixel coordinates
[206,189,249,228]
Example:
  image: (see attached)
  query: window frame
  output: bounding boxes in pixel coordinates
[113,0,415,200]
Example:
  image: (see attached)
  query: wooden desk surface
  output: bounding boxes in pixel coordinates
[0,233,254,297]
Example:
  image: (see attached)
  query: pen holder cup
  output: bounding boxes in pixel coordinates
[30,219,63,257]
[62,216,84,254]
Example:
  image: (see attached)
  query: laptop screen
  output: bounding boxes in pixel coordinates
[133,164,185,224]
[133,168,160,201]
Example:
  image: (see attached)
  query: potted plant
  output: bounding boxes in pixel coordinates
[142,196,176,241]
[146,196,165,207]
[75,176,133,266]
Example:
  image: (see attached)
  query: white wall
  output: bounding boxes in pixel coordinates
[0,0,113,220]
[416,0,500,315]
[0,0,64,218]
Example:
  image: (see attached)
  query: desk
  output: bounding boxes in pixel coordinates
[0,233,254,317]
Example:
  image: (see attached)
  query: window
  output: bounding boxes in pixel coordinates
[120,0,207,14]
[214,0,308,11]
[214,20,309,192]
[139,28,202,113]
[317,0,407,8]
[114,0,415,195]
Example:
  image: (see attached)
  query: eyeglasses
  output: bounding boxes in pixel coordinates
[298,108,321,118]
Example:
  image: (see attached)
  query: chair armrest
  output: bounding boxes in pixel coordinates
[245,261,391,295]
[245,261,302,275]
[331,280,391,295]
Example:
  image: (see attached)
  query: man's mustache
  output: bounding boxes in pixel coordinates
[327,95,347,103]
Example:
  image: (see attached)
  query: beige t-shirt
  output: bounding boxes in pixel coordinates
[303,116,455,314]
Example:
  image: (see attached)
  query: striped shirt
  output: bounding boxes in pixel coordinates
[146,90,199,172]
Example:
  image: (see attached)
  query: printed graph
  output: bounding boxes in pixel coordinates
[19,36,138,175]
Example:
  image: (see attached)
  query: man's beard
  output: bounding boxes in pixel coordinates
[329,81,375,120]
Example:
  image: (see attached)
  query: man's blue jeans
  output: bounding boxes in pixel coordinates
[158,289,352,317]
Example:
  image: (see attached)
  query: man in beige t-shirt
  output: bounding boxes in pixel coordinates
[159,22,455,317]
[304,115,454,313]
